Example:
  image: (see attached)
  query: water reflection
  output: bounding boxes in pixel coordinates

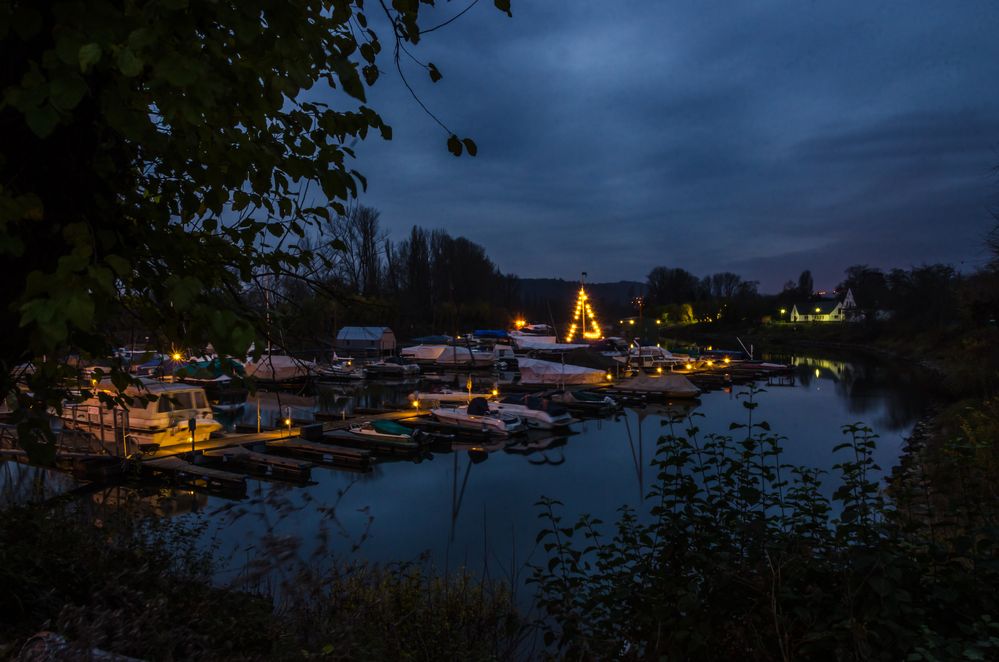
[773,353,940,432]
[0,351,940,586]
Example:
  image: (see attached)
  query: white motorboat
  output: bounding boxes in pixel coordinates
[402,344,495,367]
[317,358,366,380]
[365,359,420,378]
[431,397,525,436]
[628,345,688,371]
[61,378,222,452]
[545,388,619,412]
[489,395,573,429]
[509,323,559,347]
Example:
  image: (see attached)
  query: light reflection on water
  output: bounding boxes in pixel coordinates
[1,352,941,586]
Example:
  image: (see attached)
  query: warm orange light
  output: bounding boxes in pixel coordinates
[513,318,527,329]
[656,367,663,374]
[605,373,613,381]
[412,400,420,409]
[491,388,499,396]
[284,418,292,426]
[724,357,731,364]
[171,352,182,361]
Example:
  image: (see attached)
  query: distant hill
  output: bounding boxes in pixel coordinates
[517,278,646,324]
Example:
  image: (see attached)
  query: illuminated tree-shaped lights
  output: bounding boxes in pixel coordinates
[565,286,603,342]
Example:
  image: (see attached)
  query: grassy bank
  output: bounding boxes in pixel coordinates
[0,504,522,660]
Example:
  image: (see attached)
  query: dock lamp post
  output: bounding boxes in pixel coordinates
[188,417,197,454]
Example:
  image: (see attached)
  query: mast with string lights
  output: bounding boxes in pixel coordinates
[565,272,603,342]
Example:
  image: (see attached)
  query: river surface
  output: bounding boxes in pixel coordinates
[0,350,940,590]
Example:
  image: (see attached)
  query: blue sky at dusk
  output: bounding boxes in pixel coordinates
[329,1,999,292]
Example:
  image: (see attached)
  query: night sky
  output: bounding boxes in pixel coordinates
[334,1,999,292]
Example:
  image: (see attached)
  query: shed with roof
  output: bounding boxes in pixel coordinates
[335,326,397,356]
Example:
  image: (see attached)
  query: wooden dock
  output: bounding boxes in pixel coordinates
[265,438,372,471]
[143,456,247,493]
[201,445,313,482]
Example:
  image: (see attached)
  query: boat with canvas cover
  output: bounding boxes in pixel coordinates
[489,394,573,429]
[349,419,422,442]
[431,397,525,437]
[245,352,318,384]
[517,357,611,387]
[174,357,248,412]
[324,419,426,454]
[614,373,701,399]
[543,388,619,413]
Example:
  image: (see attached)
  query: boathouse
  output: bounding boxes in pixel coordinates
[335,326,397,357]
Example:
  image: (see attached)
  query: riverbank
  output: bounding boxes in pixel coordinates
[664,320,999,532]
[0,503,523,659]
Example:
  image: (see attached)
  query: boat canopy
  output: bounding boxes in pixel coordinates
[473,329,508,339]
[372,420,413,436]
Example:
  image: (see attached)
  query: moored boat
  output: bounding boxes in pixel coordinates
[61,378,222,452]
[431,397,525,437]
[489,395,573,429]
[364,358,421,378]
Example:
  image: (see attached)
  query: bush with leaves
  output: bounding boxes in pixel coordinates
[530,388,999,660]
[0,0,511,459]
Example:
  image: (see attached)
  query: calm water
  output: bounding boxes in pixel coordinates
[0,351,940,587]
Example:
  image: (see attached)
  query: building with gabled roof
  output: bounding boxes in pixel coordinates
[790,288,857,323]
[334,326,396,357]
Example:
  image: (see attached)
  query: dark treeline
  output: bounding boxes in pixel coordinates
[640,261,999,336]
[271,206,519,347]
[265,204,999,349]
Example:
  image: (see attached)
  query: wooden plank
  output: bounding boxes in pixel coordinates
[202,445,312,475]
[143,456,247,490]
[265,439,372,468]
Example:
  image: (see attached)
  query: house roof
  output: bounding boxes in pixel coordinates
[336,326,393,341]
[793,300,841,315]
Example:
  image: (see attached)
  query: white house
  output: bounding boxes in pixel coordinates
[790,289,857,323]
[334,326,397,356]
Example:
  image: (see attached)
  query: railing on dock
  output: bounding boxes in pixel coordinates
[62,403,132,457]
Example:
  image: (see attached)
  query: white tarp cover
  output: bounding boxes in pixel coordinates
[436,346,476,364]
[245,354,317,382]
[400,344,448,361]
[517,357,607,385]
[515,338,589,351]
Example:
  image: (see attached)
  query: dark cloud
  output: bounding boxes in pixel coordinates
[321,1,999,291]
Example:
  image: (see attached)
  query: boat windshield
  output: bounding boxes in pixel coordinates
[155,390,206,412]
